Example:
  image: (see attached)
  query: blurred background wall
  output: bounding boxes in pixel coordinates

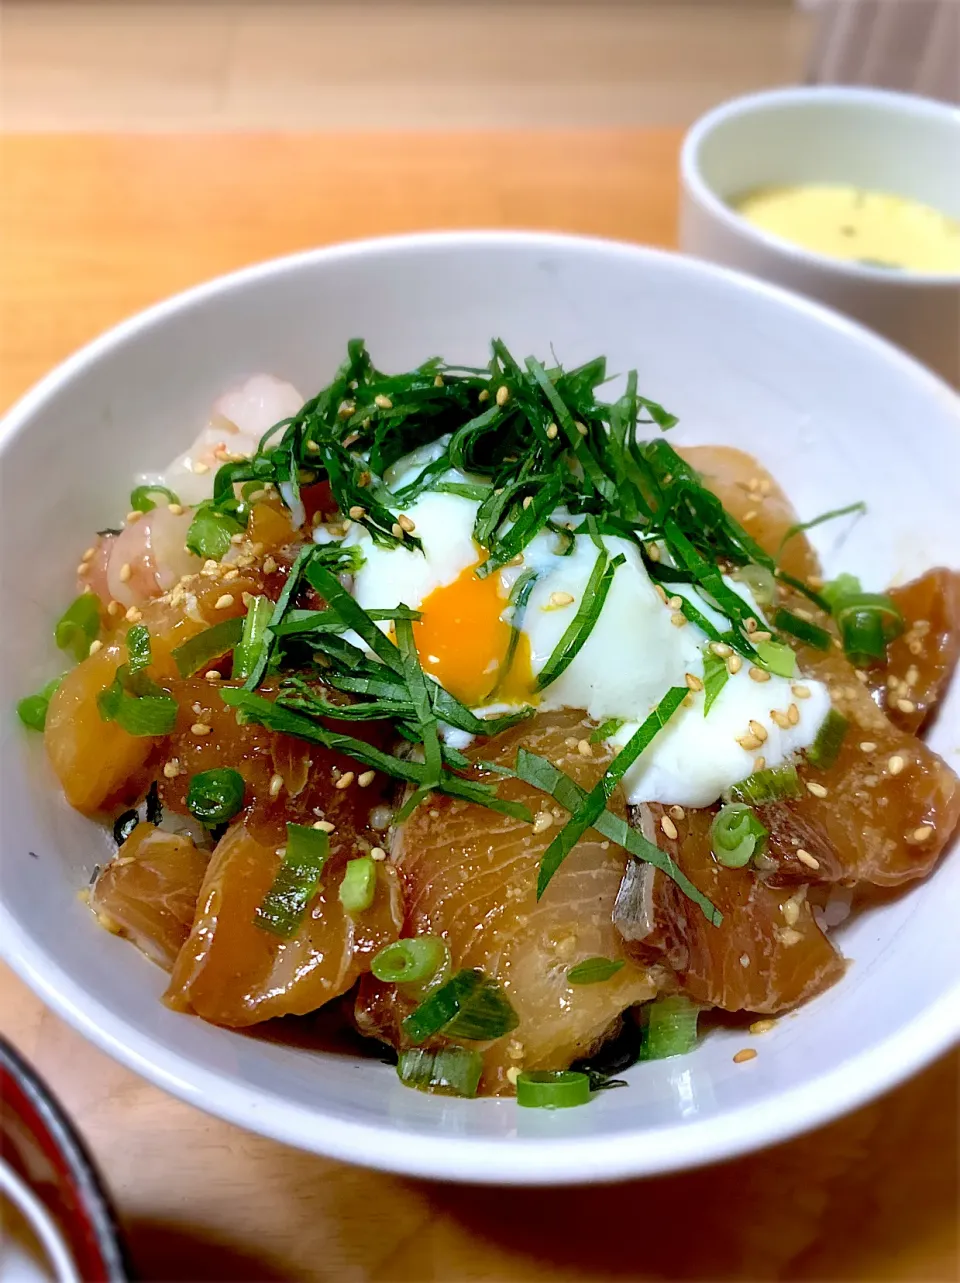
[1,0,814,129]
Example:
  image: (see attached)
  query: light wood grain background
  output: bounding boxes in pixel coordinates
[1,130,958,1283]
[0,1,812,130]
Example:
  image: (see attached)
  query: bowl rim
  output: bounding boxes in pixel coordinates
[1,229,959,1185]
[680,84,960,288]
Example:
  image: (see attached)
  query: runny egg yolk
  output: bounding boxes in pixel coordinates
[412,561,534,708]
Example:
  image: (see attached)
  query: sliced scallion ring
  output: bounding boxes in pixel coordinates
[371,936,447,986]
[338,856,377,914]
[516,1070,591,1109]
[710,803,768,868]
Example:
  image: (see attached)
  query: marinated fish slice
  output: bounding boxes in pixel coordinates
[865,568,960,733]
[45,642,156,813]
[773,601,960,888]
[165,822,403,1027]
[679,445,821,581]
[619,805,844,1014]
[361,711,659,1094]
[91,825,208,969]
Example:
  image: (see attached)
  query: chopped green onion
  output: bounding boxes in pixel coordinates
[534,550,624,691]
[516,1070,591,1109]
[372,935,447,985]
[820,573,862,612]
[97,665,178,736]
[534,686,687,899]
[589,717,625,744]
[401,968,519,1045]
[755,639,796,678]
[55,594,101,663]
[834,592,904,665]
[702,647,728,716]
[126,624,152,673]
[172,617,244,678]
[640,995,699,1060]
[710,803,768,868]
[733,562,776,606]
[113,809,139,846]
[17,676,63,731]
[129,484,180,513]
[254,823,329,938]
[232,595,272,681]
[339,856,377,914]
[773,607,832,651]
[567,957,625,985]
[727,763,801,804]
[397,1047,483,1098]
[806,708,848,770]
[186,768,245,826]
[185,503,245,560]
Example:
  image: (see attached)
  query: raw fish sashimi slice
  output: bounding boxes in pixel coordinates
[165,822,403,1027]
[356,710,659,1095]
[616,806,844,1014]
[91,825,209,970]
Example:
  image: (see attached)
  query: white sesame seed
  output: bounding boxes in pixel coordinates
[727,654,742,675]
[646,542,660,562]
[897,697,917,714]
[685,672,703,692]
[315,820,335,833]
[162,759,181,779]
[733,1048,758,1064]
[107,600,122,618]
[737,734,763,751]
[749,720,768,743]
[192,460,210,475]
[887,755,905,776]
[749,1019,775,1035]
[398,513,416,532]
[546,422,558,439]
[745,617,758,634]
[495,385,510,407]
[670,611,687,628]
[124,606,143,623]
[782,898,800,926]
[118,563,132,583]
[669,805,685,821]
[666,595,683,611]
[348,505,366,520]
[711,642,733,657]
[575,421,588,436]
[748,666,770,683]
[796,848,820,870]
[770,709,790,729]
[806,780,828,798]
[522,495,533,509]
[191,723,212,736]
[335,771,355,790]
[791,683,811,699]
[910,824,933,843]
[478,389,490,403]
[370,846,387,861]
[743,509,757,522]
[126,510,143,525]
[88,639,103,656]
[660,814,678,840]
[859,741,877,753]
[787,703,800,726]
[268,773,284,799]
[358,770,376,788]
[533,810,554,835]
[654,584,668,604]
[577,739,593,757]
[753,756,766,772]
[81,546,95,562]
[549,591,575,608]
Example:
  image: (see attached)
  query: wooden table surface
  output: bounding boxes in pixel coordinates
[1,133,957,1283]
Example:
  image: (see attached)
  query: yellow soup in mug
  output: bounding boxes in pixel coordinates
[733,184,960,274]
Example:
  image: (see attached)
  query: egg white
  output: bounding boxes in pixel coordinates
[340,457,831,809]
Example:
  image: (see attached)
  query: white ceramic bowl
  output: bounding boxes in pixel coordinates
[680,87,960,386]
[2,232,959,1186]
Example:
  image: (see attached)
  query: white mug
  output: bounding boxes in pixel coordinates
[680,87,960,386]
